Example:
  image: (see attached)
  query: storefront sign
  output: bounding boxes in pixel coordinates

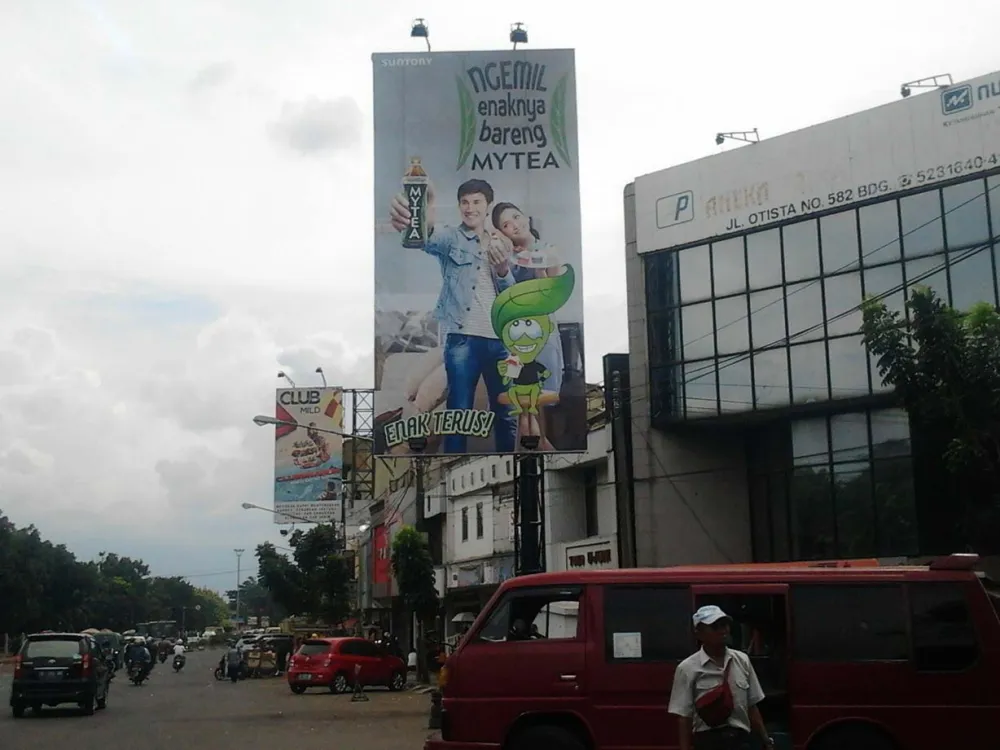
[565,538,617,571]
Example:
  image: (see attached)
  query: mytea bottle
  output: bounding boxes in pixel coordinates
[401,157,429,249]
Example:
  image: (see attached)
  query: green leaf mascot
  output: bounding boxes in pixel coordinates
[490,265,576,416]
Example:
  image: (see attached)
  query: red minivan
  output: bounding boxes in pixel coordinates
[426,554,1000,750]
[287,637,406,694]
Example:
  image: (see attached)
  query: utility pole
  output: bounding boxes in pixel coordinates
[234,549,244,630]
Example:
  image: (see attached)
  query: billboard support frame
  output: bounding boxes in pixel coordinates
[348,389,376,512]
[513,453,545,575]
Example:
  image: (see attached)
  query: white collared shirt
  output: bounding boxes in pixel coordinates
[667,647,764,734]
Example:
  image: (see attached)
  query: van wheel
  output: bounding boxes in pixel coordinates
[79,694,96,716]
[509,725,586,750]
[811,725,895,750]
[11,704,25,719]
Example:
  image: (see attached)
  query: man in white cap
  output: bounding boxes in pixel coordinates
[667,605,774,750]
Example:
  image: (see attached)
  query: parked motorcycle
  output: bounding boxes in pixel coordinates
[172,654,186,673]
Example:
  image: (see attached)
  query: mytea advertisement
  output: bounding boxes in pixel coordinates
[273,387,344,524]
[372,49,586,457]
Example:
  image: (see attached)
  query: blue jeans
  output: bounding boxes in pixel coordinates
[443,333,517,454]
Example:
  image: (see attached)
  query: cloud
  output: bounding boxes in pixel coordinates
[188,61,234,93]
[268,96,363,156]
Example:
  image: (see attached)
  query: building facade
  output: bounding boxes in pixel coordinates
[432,424,619,640]
[625,69,1000,566]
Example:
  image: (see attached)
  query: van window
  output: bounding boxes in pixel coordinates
[476,587,581,643]
[909,582,978,672]
[604,586,692,661]
[791,584,908,661]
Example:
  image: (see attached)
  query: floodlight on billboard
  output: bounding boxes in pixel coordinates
[272,387,344,524]
[372,49,587,457]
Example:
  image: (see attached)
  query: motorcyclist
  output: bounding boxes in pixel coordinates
[128,640,152,680]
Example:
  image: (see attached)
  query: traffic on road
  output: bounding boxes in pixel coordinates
[1,646,428,750]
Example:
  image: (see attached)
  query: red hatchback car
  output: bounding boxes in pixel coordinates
[287,637,407,694]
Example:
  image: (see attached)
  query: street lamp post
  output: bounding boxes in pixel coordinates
[234,549,244,630]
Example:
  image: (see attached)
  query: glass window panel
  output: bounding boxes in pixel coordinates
[834,461,875,558]
[790,466,835,560]
[949,247,996,311]
[824,272,864,337]
[650,365,682,417]
[752,348,790,408]
[681,301,714,360]
[678,246,711,303]
[828,335,870,399]
[747,228,782,289]
[711,237,747,296]
[873,457,918,556]
[868,345,892,394]
[830,412,870,463]
[863,263,905,318]
[645,252,678,312]
[790,341,828,404]
[785,282,825,343]
[870,408,910,458]
[943,180,990,250]
[718,357,752,413]
[820,211,860,273]
[900,190,944,257]
[905,255,948,302]
[647,310,680,367]
[792,417,829,466]
[783,220,821,282]
[859,201,902,266]
[715,295,749,355]
[749,288,786,349]
[683,360,718,418]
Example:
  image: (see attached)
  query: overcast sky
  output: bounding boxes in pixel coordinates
[1,0,998,592]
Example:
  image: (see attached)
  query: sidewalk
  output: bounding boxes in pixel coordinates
[406,670,439,694]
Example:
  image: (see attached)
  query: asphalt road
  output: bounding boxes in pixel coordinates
[0,650,431,750]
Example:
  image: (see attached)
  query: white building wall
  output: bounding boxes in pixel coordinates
[624,182,753,567]
[440,425,621,574]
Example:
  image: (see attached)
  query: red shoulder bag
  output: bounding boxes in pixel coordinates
[694,659,734,727]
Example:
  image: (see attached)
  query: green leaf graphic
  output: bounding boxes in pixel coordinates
[550,74,571,168]
[456,77,477,170]
[491,265,576,339]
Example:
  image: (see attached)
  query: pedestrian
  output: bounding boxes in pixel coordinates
[226,643,242,683]
[667,605,774,750]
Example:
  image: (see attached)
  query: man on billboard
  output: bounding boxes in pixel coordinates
[389,177,518,454]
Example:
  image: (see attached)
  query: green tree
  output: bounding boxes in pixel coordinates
[225,577,286,626]
[862,287,1000,550]
[256,525,350,625]
[391,525,439,683]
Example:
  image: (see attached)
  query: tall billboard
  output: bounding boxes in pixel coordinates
[634,69,1000,253]
[372,49,587,457]
[273,387,344,525]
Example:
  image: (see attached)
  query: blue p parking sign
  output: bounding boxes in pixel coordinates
[655,190,694,229]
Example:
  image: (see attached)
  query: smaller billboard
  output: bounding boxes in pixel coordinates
[372,524,391,586]
[273,387,344,525]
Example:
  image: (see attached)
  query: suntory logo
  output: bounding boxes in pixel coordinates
[382,57,432,68]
